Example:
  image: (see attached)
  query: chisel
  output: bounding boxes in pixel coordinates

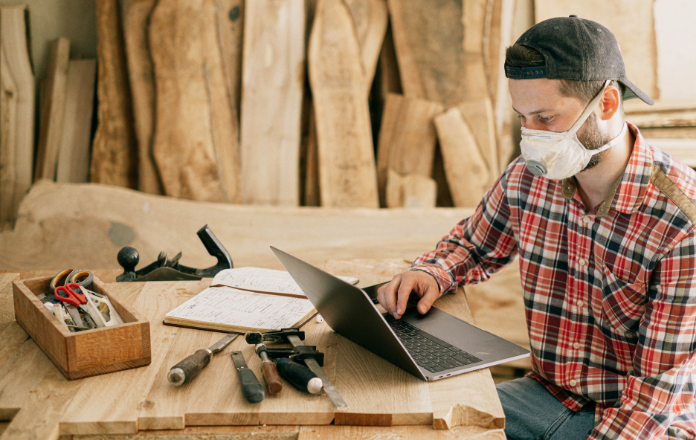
[168,333,239,386]
[231,351,265,403]
[275,357,323,394]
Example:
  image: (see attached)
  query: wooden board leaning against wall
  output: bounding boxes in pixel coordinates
[0,6,34,225]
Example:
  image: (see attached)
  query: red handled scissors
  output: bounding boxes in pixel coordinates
[54,283,87,307]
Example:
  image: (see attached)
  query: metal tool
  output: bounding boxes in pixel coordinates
[116,225,233,282]
[275,357,322,394]
[254,344,282,395]
[246,328,347,409]
[168,333,239,386]
[231,351,264,403]
[54,283,100,329]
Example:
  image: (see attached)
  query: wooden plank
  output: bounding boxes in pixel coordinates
[59,281,176,435]
[434,108,491,207]
[387,0,466,108]
[309,0,379,208]
[149,0,228,202]
[462,0,489,101]
[298,425,506,439]
[91,0,138,189]
[654,0,696,102]
[386,170,437,208]
[34,38,70,182]
[0,273,18,331]
[625,111,696,129]
[0,46,18,224]
[376,93,443,206]
[458,99,499,177]
[202,0,242,204]
[639,127,696,139]
[216,0,245,117]
[345,0,388,92]
[625,100,696,114]
[534,0,658,99]
[0,180,473,272]
[239,0,305,206]
[55,60,97,183]
[122,0,164,195]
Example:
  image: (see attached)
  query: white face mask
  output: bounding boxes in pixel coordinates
[520,80,621,180]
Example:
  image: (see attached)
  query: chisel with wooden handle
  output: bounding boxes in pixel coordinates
[231,351,265,403]
[255,344,283,394]
[168,333,239,386]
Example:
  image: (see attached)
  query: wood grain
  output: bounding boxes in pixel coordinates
[344,0,388,92]
[91,0,138,189]
[388,0,466,107]
[55,60,97,184]
[34,38,70,182]
[462,0,489,101]
[0,47,18,224]
[376,93,443,206]
[298,425,506,439]
[240,0,305,206]
[0,7,34,224]
[458,98,499,177]
[534,0,658,99]
[434,108,491,207]
[122,0,164,195]
[149,0,228,202]
[386,170,437,209]
[309,0,379,208]
[0,273,18,331]
[216,0,245,117]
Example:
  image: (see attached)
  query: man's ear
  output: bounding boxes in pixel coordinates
[599,85,621,121]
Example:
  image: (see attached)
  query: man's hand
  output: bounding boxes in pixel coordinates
[376,270,440,319]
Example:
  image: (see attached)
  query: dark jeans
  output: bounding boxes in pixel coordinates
[496,377,596,440]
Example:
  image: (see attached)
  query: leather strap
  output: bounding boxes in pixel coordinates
[650,167,696,225]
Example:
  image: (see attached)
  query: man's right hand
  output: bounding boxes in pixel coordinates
[376,270,440,319]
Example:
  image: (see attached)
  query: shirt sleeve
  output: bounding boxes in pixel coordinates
[587,230,696,440]
[409,163,520,295]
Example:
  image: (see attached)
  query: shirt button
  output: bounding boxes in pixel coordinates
[578,258,587,266]
[573,342,580,349]
[570,379,577,386]
[577,300,584,307]
[582,216,590,224]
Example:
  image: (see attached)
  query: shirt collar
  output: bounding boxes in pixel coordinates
[561,123,652,217]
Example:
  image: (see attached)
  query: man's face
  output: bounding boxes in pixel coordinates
[509,78,612,171]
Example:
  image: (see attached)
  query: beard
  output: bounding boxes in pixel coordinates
[577,112,613,172]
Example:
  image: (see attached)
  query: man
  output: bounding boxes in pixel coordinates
[377,16,696,440]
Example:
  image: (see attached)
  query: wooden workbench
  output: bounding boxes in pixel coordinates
[0,261,507,439]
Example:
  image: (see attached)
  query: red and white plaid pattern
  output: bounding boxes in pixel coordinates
[412,124,696,439]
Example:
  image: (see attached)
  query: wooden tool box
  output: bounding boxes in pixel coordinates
[12,275,151,379]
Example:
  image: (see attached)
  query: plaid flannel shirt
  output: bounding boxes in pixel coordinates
[411,124,696,439]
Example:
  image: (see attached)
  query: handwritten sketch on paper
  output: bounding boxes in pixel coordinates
[164,286,317,332]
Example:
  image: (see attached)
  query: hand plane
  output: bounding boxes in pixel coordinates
[116,225,233,282]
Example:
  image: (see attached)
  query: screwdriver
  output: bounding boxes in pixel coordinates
[168,333,239,386]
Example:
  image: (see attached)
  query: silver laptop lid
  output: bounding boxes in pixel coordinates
[271,247,426,379]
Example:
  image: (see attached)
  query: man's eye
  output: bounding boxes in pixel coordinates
[539,116,552,122]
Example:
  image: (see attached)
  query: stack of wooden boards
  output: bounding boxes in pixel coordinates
[624,101,696,169]
[88,0,519,210]
[0,6,96,225]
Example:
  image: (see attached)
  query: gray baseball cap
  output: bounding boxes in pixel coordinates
[504,15,654,105]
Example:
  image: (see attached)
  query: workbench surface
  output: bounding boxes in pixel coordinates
[0,261,506,440]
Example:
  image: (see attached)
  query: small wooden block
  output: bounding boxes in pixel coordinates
[386,170,437,208]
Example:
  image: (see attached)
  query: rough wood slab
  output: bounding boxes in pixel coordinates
[0,273,19,331]
[309,0,379,208]
[55,60,97,184]
[624,100,696,114]
[240,0,305,206]
[386,171,437,209]
[462,0,489,101]
[458,98,499,178]
[0,7,34,224]
[534,0,658,99]
[216,0,245,117]
[435,108,491,207]
[0,46,18,225]
[34,38,70,182]
[376,93,443,206]
[298,425,505,439]
[624,111,696,129]
[345,0,388,92]
[91,0,138,189]
[122,0,163,195]
[388,0,466,108]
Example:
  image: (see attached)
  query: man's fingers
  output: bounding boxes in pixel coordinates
[395,276,418,318]
[416,279,439,315]
[377,274,401,314]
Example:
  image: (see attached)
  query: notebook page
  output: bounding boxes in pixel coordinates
[211,267,358,297]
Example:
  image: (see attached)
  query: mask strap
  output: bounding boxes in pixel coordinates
[567,80,611,136]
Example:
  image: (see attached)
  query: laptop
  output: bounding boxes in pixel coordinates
[271,247,530,381]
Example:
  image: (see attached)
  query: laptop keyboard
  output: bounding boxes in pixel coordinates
[385,315,482,374]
